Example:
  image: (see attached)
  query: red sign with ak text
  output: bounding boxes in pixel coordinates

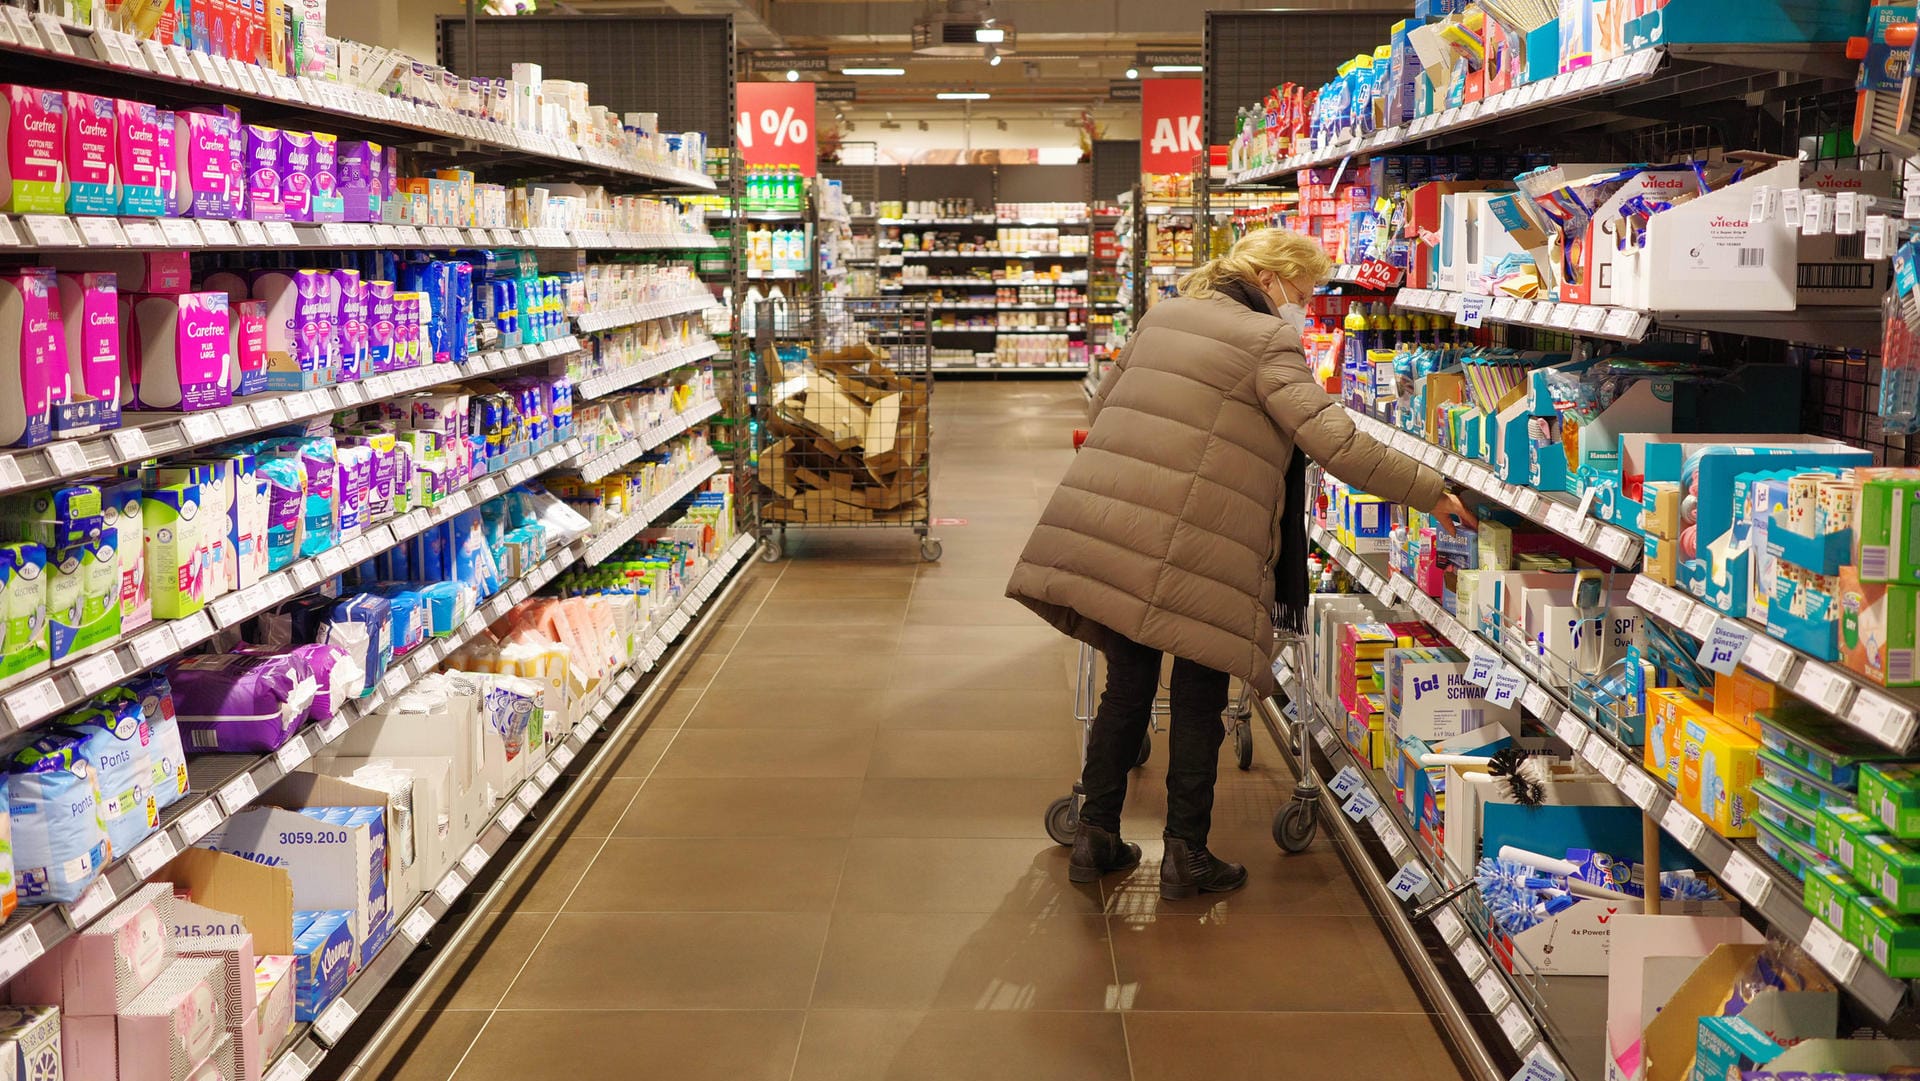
[1141,78,1203,177]
[737,82,817,177]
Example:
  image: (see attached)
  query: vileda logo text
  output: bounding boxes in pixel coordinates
[1710,217,1750,228]
[1814,176,1865,189]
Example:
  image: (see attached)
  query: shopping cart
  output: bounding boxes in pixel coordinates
[1043,428,1258,846]
[1268,630,1321,853]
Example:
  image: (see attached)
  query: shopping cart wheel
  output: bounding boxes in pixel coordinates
[1234,718,1254,771]
[1134,732,1151,768]
[1044,796,1079,846]
[920,536,944,562]
[758,535,783,563]
[1274,800,1317,853]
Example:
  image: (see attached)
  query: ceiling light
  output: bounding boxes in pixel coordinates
[1151,64,1203,73]
[974,26,1005,43]
[841,67,906,76]
[1125,67,1138,79]
[785,69,799,81]
[988,49,1001,67]
[937,92,991,100]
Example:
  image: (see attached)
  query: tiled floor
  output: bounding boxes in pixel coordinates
[369,380,1466,1081]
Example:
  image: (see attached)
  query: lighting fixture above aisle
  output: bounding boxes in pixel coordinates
[938,92,992,100]
[841,66,907,75]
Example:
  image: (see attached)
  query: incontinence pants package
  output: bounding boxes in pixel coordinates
[237,642,359,722]
[117,955,225,1081]
[120,673,188,809]
[57,707,156,857]
[9,734,108,903]
[13,880,175,1013]
[324,594,392,692]
[169,652,318,753]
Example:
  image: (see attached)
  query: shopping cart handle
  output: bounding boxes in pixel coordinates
[1072,429,1089,450]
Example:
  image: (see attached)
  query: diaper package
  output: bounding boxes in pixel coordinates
[169,651,319,753]
[9,733,108,903]
[57,706,156,857]
[108,676,190,810]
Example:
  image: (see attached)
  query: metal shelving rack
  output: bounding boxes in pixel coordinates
[0,17,757,1081]
[1208,13,1920,1081]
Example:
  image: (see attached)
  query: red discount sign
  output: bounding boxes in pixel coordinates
[737,81,817,176]
[1353,259,1403,291]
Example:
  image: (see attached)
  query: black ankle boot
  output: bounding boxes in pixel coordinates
[1159,836,1248,900]
[1068,823,1142,883]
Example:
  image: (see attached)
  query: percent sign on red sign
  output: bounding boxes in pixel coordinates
[737,82,817,176]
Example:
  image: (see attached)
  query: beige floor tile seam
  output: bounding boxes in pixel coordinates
[431,561,792,1081]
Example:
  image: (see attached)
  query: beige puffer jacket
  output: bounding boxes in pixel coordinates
[1007,293,1445,694]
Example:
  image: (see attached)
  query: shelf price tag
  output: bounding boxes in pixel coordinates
[459,844,489,877]
[275,736,312,774]
[76,215,126,247]
[217,773,260,815]
[262,1051,312,1081]
[312,999,359,1046]
[1453,938,1489,979]
[1432,906,1468,947]
[1719,851,1774,907]
[433,869,467,906]
[0,925,44,984]
[128,830,179,878]
[1498,1004,1538,1055]
[1581,738,1628,783]
[1848,689,1914,747]
[1618,768,1662,812]
[1793,664,1855,715]
[67,877,117,928]
[110,427,152,462]
[1660,799,1707,849]
[1695,619,1755,675]
[1554,711,1590,753]
[1802,918,1863,983]
[1387,862,1431,901]
[176,801,226,846]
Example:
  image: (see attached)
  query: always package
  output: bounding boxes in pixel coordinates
[169,651,319,753]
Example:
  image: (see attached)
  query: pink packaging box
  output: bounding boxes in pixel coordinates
[117,956,227,1081]
[1,84,69,214]
[11,881,175,1015]
[55,271,122,438]
[116,99,172,216]
[175,933,256,1034]
[234,298,268,396]
[64,91,117,215]
[175,108,242,219]
[0,267,64,448]
[128,292,235,412]
[253,956,293,1054]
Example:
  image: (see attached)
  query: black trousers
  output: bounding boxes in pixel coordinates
[1078,634,1231,846]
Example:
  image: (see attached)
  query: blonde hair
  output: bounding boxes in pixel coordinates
[1177,228,1334,300]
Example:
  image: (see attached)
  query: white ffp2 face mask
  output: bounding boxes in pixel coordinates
[1272,279,1308,335]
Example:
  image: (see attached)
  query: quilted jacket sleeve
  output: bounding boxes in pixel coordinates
[1086,332,1140,426]
[1254,324,1446,513]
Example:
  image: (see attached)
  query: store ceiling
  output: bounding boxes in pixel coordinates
[548,0,1412,105]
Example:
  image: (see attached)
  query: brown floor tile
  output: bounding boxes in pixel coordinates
[707,651,896,689]
[1108,913,1424,1012]
[603,724,682,778]
[751,597,912,626]
[615,777,864,838]
[563,836,848,912]
[866,729,1082,779]
[1122,1011,1467,1081]
[480,831,600,915]
[651,729,875,779]
[906,575,1024,603]
[852,778,1071,839]
[772,576,918,600]
[357,1008,489,1081]
[549,777,642,837]
[833,838,1104,914]
[790,1010,1131,1081]
[886,651,1076,692]
[872,685,1074,729]
[681,684,890,729]
[811,912,1115,1011]
[734,623,903,656]
[451,1011,804,1081]
[501,912,829,1010]
[775,557,921,579]
[410,911,555,1012]
[894,623,1073,656]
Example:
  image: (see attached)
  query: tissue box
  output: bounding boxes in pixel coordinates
[117,956,227,1081]
[253,956,293,1053]
[13,881,174,1014]
[289,911,353,1021]
[0,1006,61,1081]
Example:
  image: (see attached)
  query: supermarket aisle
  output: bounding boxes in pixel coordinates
[367,380,1466,1081]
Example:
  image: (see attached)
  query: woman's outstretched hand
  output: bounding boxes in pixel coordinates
[1430,490,1478,536]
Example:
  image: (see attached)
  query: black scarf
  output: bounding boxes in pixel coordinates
[1215,277,1310,635]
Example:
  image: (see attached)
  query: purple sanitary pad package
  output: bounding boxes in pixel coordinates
[169,651,319,753]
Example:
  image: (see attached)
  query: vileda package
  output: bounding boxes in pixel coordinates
[128,292,234,412]
[116,99,171,217]
[64,91,117,215]
[0,268,65,448]
[55,271,123,438]
[0,85,68,214]
[173,109,242,219]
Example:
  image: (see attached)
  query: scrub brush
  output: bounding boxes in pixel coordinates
[1419,746,1553,806]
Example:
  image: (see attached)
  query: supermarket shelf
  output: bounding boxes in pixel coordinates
[745,269,807,280]
[0,31,714,191]
[927,326,1087,335]
[0,437,633,994]
[1624,576,1920,754]
[899,251,1089,260]
[1346,411,1645,569]
[0,214,721,253]
[1260,678,1551,1081]
[893,276,1089,287]
[1393,287,1883,351]
[709,209,806,221]
[582,456,724,565]
[1327,263,1403,288]
[574,292,721,334]
[0,335,579,503]
[1226,49,1668,188]
[1303,524,1917,1021]
[267,531,758,1081]
[0,437,585,735]
[572,399,724,484]
[574,339,723,400]
[877,217,1093,227]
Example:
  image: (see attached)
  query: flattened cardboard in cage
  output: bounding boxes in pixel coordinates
[759,351,927,526]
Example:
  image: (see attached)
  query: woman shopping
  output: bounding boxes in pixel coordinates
[1006,228,1475,900]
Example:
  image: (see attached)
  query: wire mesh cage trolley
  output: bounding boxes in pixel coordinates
[751,295,939,561]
